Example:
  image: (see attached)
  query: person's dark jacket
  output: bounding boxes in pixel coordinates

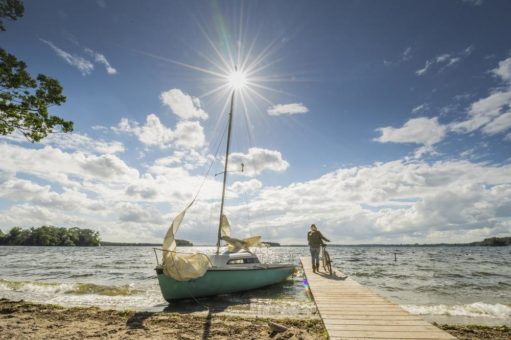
[307,230,330,248]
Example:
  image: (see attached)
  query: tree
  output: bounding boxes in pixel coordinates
[0,0,73,142]
[0,0,23,32]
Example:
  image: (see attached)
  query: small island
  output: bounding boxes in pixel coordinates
[0,226,193,247]
[261,241,281,247]
[0,226,100,246]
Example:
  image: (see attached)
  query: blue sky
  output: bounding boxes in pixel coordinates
[1,0,511,244]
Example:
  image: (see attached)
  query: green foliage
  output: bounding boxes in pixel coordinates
[0,225,101,246]
[0,0,73,142]
[0,0,23,32]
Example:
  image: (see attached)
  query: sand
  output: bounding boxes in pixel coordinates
[1,299,510,339]
[0,299,326,339]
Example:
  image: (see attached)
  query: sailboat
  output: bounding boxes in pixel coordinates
[155,73,295,302]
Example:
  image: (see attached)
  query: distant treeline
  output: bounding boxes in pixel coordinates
[0,226,100,246]
[470,237,511,246]
[287,236,511,247]
[101,240,193,246]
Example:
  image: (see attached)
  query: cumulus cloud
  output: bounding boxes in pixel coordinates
[115,114,174,147]
[160,89,208,120]
[229,148,289,176]
[40,39,94,76]
[155,150,211,170]
[267,103,309,116]
[375,117,447,146]
[115,114,205,149]
[228,159,511,244]
[40,133,124,154]
[173,121,206,148]
[1,137,511,244]
[0,143,138,185]
[492,57,511,82]
[229,179,263,194]
[118,204,165,224]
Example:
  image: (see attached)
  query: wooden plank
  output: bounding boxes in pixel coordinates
[326,324,441,332]
[323,319,435,326]
[300,257,456,340]
[327,330,455,339]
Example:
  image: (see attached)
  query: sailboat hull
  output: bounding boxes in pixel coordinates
[156,264,295,301]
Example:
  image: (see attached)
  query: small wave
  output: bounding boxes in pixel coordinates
[68,273,94,278]
[0,278,141,296]
[0,278,71,293]
[403,302,511,319]
[65,283,142,296]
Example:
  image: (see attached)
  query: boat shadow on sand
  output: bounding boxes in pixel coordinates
[126,306,219,340]
[128,282,294,339]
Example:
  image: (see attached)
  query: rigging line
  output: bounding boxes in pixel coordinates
[191,121,229,202]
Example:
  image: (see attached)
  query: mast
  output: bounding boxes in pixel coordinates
[216,89,235,255]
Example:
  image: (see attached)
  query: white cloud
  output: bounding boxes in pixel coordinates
[228,159,511,244]
[462,0,483,6]
[84,48,117,75]
[229,148,289,176]
[375,117,447,146]
[115,114,206,149]
[481,111,511,135]
[229,179,263,194]
[1,138,511,244]
[160,89,208,120]
[173,120,206,149]
[416,47,472,76]
[492,57,511,82]
[155,150,211,170]
[42,133,124,154]
[41,39,94,76]
[450,89,511,135]
[0,143,138,185]
[267,103,309,116]
[118,203,165,224]
[402,47,412,61]
[412,104,428,114]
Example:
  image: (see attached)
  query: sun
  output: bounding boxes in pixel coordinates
[227,68,248,89]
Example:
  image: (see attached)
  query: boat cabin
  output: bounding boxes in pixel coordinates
[208,251,260,268]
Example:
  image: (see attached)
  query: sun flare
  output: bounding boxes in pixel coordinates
[227,69,248,89]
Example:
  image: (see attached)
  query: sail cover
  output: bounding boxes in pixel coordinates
[162,203,210,281]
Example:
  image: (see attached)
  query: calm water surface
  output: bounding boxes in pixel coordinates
[1,246,510,324]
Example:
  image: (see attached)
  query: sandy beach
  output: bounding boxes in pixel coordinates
[1,299,510,339]
[0,299,326,339]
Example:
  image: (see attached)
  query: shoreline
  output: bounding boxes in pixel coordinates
[1,299,510,339]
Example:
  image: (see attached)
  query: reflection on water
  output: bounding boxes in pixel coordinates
[0,245,510,323]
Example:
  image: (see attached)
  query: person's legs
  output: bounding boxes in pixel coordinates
[310,247,319,272]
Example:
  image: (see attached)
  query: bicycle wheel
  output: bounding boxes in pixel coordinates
[321,249,327,272]
[324,250,332,276]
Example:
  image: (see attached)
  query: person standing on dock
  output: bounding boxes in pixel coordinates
[307,224,330,273]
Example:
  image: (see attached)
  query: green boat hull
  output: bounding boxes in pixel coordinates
[156,265,295,301]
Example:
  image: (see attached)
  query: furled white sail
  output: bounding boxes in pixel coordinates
[162,203,210,281]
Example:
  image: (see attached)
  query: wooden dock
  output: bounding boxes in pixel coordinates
[300,257,455,340]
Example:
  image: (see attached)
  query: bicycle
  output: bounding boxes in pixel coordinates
[320,244,333,276]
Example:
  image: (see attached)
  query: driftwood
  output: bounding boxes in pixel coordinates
[268,321,288,333]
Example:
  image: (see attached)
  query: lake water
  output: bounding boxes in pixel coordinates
[1,245,510,325]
